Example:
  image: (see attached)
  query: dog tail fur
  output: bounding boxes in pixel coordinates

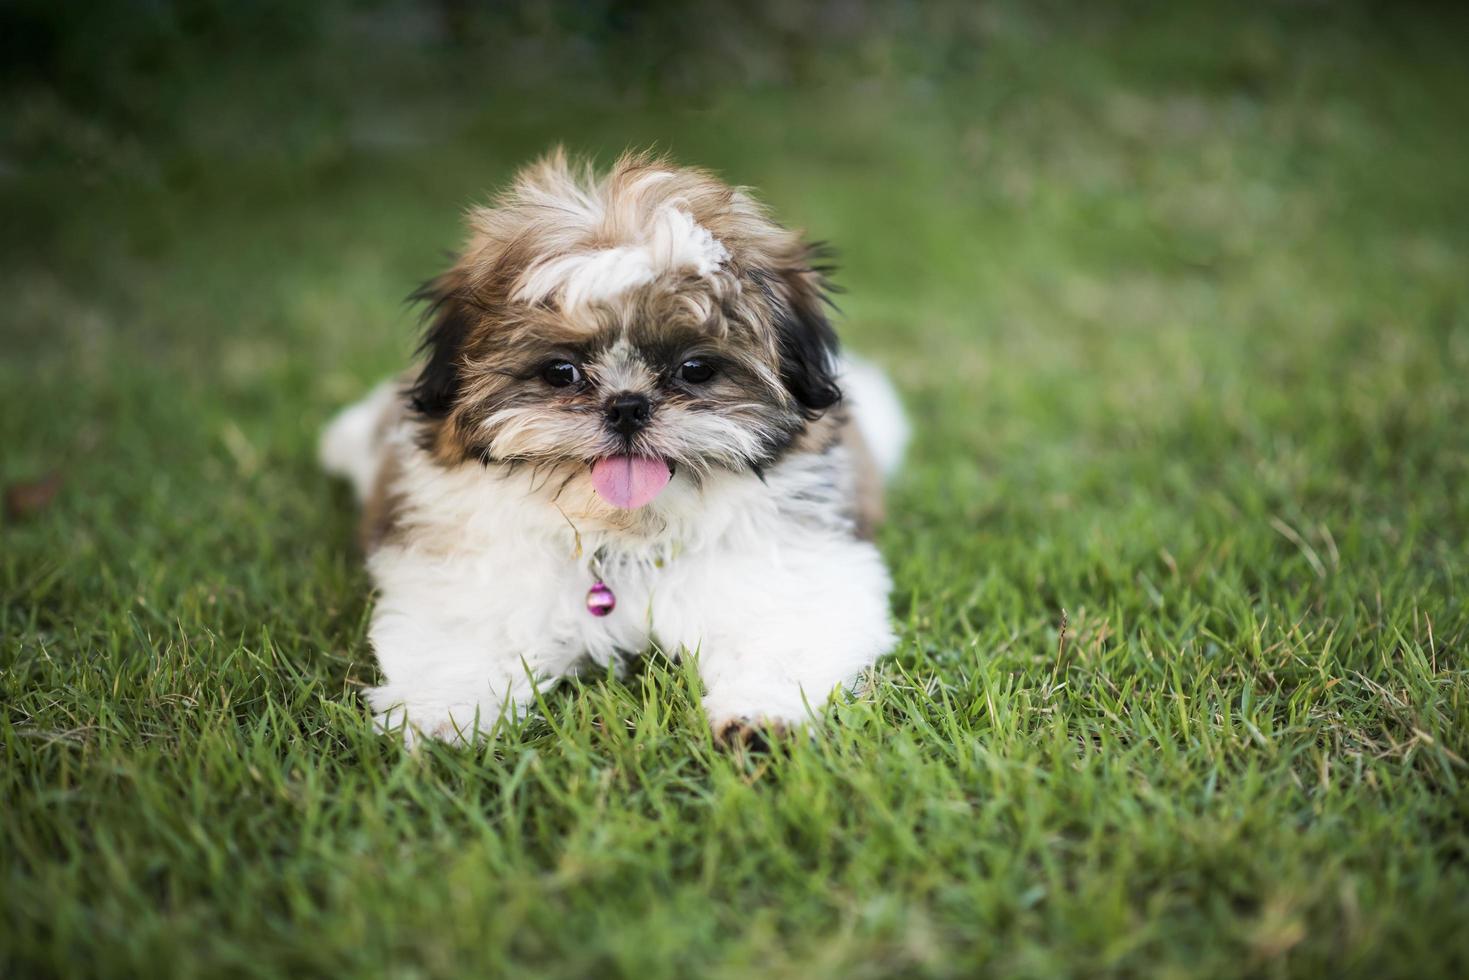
[841,357,910,481]
[319,380,398,502]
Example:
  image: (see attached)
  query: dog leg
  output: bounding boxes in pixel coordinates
[362,553,579,748]
[669,535,896,743]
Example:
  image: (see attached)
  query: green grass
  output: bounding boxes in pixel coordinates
[3,3,1468,977]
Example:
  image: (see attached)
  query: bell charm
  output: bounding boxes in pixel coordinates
[586,580,615,617]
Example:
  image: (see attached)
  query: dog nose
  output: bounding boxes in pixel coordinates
[606,393,651,436]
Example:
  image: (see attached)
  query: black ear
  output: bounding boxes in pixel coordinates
[772,257,843,419]
[406,278,474,419]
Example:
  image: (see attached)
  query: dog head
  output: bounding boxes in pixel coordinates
[408,150,842,513]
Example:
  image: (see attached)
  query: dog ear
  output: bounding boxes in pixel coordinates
[406,275,474,419]
[770,247,843,418]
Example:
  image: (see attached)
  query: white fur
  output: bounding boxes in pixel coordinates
[841,356,910,478]
[513,206,729,308]
[318,379,397,500]
[322,372,904,746]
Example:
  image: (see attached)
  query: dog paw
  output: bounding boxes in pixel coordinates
[369,694,496,748]
[711,717,794,752]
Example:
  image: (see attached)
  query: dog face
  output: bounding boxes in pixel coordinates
[408,151,843,509]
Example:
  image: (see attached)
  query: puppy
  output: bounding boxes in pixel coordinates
[321,150,908,746]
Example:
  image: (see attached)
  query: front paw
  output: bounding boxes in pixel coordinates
[704,682,828,751]
[368,689,498,748]
[710,716,797,752]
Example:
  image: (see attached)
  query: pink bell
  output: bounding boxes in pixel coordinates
[586,580,615,617]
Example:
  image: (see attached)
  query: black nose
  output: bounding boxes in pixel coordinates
[606,393,651,437]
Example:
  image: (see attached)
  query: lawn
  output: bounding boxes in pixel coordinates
[3,3,1467,977]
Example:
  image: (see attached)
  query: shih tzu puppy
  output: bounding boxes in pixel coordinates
[320,150,908,746]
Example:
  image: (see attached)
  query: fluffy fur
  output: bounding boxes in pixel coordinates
[321,150,908,746]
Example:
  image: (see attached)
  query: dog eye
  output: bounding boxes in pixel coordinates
[677,358,716,384]
[541,360,583,387]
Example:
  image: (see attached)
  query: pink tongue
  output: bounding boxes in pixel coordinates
[590,455,672,510]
